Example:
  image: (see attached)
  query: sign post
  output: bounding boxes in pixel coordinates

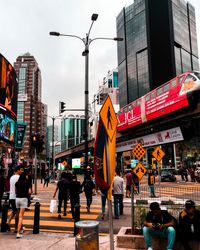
[131,143,146,233]
[152,146,165,185]
[99,95,118,250]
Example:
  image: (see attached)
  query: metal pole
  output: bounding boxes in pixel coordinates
[52,117,55,170]
[131,184,135,234]
[34,148,37,195]
[84,36,89,169]
[105,136,114,250]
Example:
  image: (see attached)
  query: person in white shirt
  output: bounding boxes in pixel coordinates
[113,169,124,219]
[6,165,23,232]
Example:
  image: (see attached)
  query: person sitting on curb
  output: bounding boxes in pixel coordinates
[179,200,200,250]
[143,202,176,250]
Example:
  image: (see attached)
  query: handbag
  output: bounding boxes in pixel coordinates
[50,199,57,213]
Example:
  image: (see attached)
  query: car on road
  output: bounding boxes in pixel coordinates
[160,170,176,182]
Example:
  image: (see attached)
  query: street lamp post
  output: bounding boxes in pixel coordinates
[47,115,61,170]
[50,15,123,250]
[50,13,123,170]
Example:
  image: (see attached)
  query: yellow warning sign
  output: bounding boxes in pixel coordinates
[152,146,165,162]
[62,160,68,167]
[99,95,118,142]
[132,144,146,161]
[133,162,147,180]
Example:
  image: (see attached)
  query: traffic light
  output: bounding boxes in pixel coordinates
[31,134,38,149]
[59,101,66,114]
[37,135,45,153]
[31,134,45,153]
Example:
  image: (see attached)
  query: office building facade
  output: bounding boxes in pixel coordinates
[61,115,85,151]
[14,53,47,160]
[117,0,199,108]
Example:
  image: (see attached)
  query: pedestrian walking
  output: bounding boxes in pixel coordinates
[6,166,23,232]
[143,202,176,250]
[15,172,31,238]
[43,170,50,188]
[68,174,81,220]
[82,174,95,213]
[113,169,124,219]
[125,169,132,198]
[53,172,68,219]
[148,169,156,197]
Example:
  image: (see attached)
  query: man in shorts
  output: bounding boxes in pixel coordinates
[6,165,23,232]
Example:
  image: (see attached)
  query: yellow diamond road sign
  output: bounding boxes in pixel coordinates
[62,160,68,167]
[132,143,146,161]
[133,162,147,180]
[99,95,118,142]
[152,146,165,162]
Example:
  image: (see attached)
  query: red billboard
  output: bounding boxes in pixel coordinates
[0,54,18,118]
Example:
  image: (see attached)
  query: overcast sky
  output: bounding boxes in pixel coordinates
[0,0,200,125]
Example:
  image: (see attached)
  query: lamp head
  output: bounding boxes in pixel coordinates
[91,13,98,21]
[49,31,60,36]
[114,37,123,41]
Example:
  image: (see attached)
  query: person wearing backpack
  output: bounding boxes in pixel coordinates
[82,175,95,213]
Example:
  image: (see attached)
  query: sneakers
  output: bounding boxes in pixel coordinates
[16,233,23,238]
[86,206,90,213]
[20,226,25,234]
[147,247,153,250]
[58,214,62,219]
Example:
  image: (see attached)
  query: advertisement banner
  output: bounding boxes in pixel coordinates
[15,122,27,150]
[116,126,184,152]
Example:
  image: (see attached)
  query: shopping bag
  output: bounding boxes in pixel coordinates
[50,199,57,213]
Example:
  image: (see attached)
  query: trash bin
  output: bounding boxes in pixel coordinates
[75,220,99,250]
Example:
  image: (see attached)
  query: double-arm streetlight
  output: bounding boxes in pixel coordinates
[49,13,123,169]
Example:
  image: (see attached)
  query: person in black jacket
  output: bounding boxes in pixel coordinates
[68,174,81,220]
[179,200,200,250]
[82,175,95,213]
[53,172,69,219]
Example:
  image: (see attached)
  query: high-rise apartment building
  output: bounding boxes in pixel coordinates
[117,0,199,107]
[14,53,47,160]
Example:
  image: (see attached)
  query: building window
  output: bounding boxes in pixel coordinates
[17,102,24,122]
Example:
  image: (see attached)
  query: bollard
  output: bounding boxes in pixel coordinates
[1,200,9,232]
[75,221,99,250]
[33,201,40,234]
[74,204,81,236]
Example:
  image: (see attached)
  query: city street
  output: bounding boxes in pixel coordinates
[1,175,200,235]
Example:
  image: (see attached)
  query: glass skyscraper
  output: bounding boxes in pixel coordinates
[117,0,199,108]
[61,115,85,150]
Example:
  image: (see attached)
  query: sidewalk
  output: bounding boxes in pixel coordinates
[0,231,133,250]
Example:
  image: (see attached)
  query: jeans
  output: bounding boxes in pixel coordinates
[149,185,155,197]
[143,226,175,250]
[101,192,107,214]
[113,194,123,218]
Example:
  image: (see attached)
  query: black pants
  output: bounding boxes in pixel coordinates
[70,197,80,219]
[58,194,67,214]
[182,232,199,250]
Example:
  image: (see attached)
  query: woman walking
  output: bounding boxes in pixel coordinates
[15,172,31,238]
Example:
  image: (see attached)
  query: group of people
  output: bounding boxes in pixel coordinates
[53,168,95,220]
[143,200,200,250]
[0,165,33,239]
